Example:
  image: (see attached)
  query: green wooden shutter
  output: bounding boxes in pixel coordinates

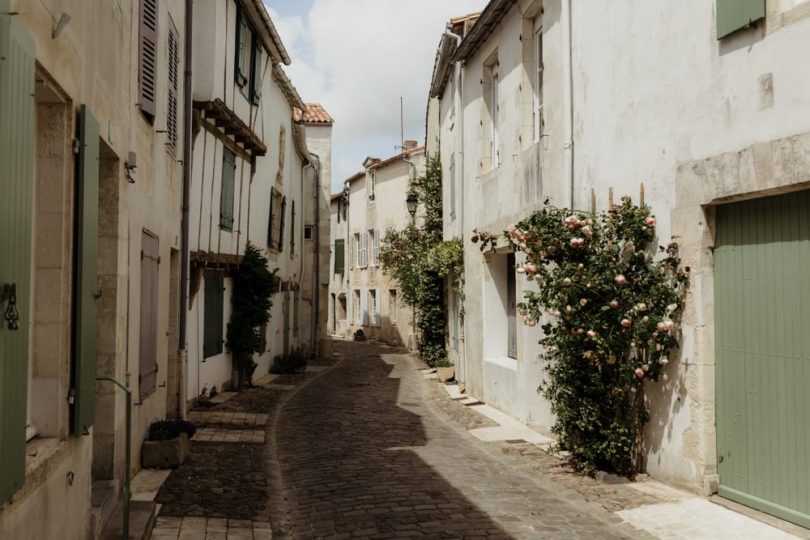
[234,8,247,87]
[716,0,765,39]
[278,196,287,252]
[334,239,345,275]
[0,7,35,502]
[267,188,275,248]
[72,105,99,436]
[250,36,262,105]
[203,276,223,358]
[220,148,235,231]
[290,200,296,254]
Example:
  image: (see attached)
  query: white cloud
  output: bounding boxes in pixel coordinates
[266,0,486,191]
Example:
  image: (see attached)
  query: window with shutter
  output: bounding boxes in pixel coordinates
[235,8,249,89]
[716,0,765,39]
[373,229,380,266]
[220,148,236,231]
[375,289,381,327]
[138,0,159,119]
[334,239,345,275]
[139,232,159,400]
[278,196,287,252]
[0,10,35,502]
[369,290,377,325]
[267,188,275,247]
[203,276,224,358]
[166,18,179,156]
[290,200,296,254]
[249,34,262,105]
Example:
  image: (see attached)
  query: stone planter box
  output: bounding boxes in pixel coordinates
[142,433,189,469]
[436,367,455,383]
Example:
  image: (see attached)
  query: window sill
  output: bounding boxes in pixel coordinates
[484,355,518,372]
[1,437,70,511]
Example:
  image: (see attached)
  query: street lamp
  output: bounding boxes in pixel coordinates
[406,193,418,220]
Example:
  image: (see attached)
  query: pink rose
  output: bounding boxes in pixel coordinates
[615,275,627,286]
[609,300,619,309]
[586,330,597,338]
[642,364,650,372]
[507,224,516,233]
[579,299,588,306]
[634,368,645,379]
[656,322,666,332]
[621,318,632,328]
[525,263,537,274]
[646,216,656,227]
[664,320,675,331]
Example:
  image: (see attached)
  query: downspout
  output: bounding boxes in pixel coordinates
[312,154,322,356]
[178,0,193,419]
[563,0,575,209]
[399,152,418,349]
[444,27,466,384]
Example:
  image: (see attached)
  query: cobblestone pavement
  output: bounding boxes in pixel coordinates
[268,341,639,539]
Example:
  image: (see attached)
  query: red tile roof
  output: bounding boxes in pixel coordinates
[294,103,334,125]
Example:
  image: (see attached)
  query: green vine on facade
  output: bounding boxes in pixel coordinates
[484,197,688,475]
[379,156,455,367]
[226,242,278,387]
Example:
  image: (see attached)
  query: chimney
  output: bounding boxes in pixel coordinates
[403,140,418,151]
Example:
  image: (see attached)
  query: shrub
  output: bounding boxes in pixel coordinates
[270,348,307,374]
[492,197,688,475]
[147,419,197,441]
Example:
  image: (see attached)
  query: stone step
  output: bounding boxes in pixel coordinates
[90,479,118,540]
[100,500,157,540]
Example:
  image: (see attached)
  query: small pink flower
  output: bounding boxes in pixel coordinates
[664,320,675,331]
[579,298,588,306]
[659,357,669,366]
[507,224,516,233]
[525,263,537,274]
[646,216,656,227]
[634,368,645,379]
[577,328,585,335]
[621,318,632,328]
[657,322,666,332]
[562,278,572,286]
[615,275,627,286]
[581,226,593,237]
[609,300,619,309]
[642,364,650,372]
[586,330,597,338]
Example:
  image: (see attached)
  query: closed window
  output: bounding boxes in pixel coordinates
[249,34,262,105]
[369,290,377,326]
[203,275,224,358]
[390,290,397,325]
[138,0,159,120]
[166,18,180,156]
[139,232,160,399]
[235,9,250,89]
[220,148,236,231]
[334,238,345,275]
[482,52,499,171]
[533,23,544,141]
[368,229,380,266]
[267,188,283,250]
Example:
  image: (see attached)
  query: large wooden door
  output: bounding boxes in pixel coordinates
[714,190,810,528]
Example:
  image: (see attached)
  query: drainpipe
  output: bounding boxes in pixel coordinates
[444,26,466,384]
[303,155,321,355]
[563,0,575,209]
[178,0,193,419]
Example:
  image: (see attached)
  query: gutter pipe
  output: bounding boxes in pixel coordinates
[178,0,193,419]
[563,0,575,209]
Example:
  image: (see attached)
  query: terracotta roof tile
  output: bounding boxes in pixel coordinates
[294,103,334,125]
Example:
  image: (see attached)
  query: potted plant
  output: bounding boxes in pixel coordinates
[435,359,455,383]
[142,420,196,469]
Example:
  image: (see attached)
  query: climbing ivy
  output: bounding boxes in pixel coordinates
[379,156,453,367]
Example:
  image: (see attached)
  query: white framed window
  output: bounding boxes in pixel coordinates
[533,22,544,142]
[354,233,361,267]
[368,170,376,200]
[354,289,362,323]
[482,52,499,172]
[369,229,380,266]
[390,290,397,325]
[369,289,377,325]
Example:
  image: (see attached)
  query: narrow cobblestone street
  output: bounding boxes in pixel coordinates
[266,342,632,539]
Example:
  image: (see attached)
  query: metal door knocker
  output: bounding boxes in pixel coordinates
[2,283,20,331]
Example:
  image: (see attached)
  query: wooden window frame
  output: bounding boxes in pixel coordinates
[166,17,180,156]
[220,148,236,231]
[203,275,224,358]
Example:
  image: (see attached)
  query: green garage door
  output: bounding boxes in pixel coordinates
[715,190,810,528]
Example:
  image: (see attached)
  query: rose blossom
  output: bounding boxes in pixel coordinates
[525,263,537,274]
[609,300,619,309]
[659,357,669,366]
[615,275,627,286]
[642,364,650,372]
[562,277,572,286]
[621,318,632,328]
[656,322,666,332]
[634,368,645,379]
[664,320,675,331]
[525,319,537,327]
[586,330,597,338]
[646,216,656,227]
[579,298,588,306]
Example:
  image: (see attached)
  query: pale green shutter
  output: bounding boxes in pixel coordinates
[220,148,235,231]
[334,239,345,275]
[0,8,35,501]
[716,0,765,39]
[72,106,99,436]
[267,188,275,248]
[203,276,223,358]
[250,36,262,105]
[278,196,286,252]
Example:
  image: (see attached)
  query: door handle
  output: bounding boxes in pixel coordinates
[2,283,20,331]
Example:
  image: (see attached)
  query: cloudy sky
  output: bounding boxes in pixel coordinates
[263,0,487,192]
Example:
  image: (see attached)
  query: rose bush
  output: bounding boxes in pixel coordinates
[493,197,688,474]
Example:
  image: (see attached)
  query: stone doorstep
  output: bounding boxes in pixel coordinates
[191,428,266,444]
[187,411,270,427]
[130,469,172,502]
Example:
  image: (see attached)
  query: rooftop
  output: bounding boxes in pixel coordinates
[294,103,335,125]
